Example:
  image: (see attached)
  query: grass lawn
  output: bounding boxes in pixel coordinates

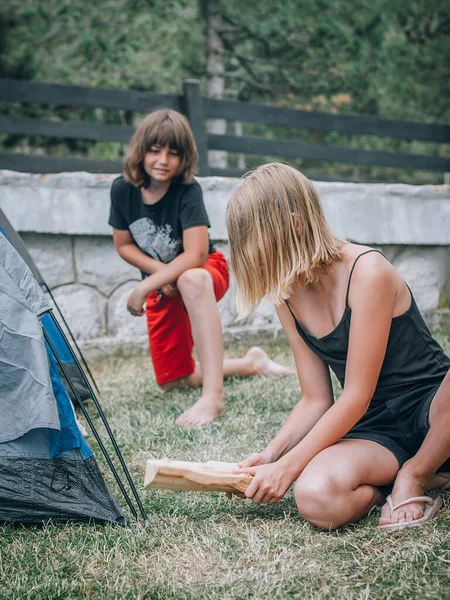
[2,333,450,599]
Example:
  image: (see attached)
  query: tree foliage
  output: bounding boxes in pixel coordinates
[218,0,450,121]
[2,0,448,120]
[0,0,448,181]
[0,0,204,92]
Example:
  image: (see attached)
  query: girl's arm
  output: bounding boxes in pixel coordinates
[127,225,209,315]
[113,229,166,274]
[255,303,335,464]
[241,255,398,502]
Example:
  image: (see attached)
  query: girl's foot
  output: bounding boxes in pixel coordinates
[175,394,225,427]
[378,471,427,526]
[246,347,297,376]
[377,462,450,526]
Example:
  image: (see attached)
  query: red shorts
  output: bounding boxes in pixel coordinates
[145,251,229,385]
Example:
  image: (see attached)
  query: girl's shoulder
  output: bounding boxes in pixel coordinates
[343,243,389,271]
[345,244,400,297]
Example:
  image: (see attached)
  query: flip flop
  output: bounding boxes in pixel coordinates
[436,471,450,491]
[379,494,443,531]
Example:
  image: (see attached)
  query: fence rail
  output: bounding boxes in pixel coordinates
[0,77,449,178]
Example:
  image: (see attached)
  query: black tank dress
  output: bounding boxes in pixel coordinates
[286,250,450,467]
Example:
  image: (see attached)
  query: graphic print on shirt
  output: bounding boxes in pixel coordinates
[129,217,182,263]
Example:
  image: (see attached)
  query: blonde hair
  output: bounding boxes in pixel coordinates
[124,109,198,187]
[226,162,344,318]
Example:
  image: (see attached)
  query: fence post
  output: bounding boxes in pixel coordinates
[183,79,209,176]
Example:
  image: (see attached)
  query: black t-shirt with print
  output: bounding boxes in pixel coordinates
[109,176,216,276]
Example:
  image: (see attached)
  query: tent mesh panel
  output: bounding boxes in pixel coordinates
[0,456,125,524]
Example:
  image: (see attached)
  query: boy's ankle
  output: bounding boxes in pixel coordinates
[200,391,224,405]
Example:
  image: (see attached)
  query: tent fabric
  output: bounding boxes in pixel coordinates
[0,232,50,316]
[0,454,125,524]
[0,213,91,403]
[41,313,92,404]
[0,208,43,284]
[0,231,125,524]
[0,260,60,443]
[45,340,92,459]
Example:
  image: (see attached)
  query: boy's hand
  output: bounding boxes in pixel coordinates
[161,282,178,297]
[127,284,148,316]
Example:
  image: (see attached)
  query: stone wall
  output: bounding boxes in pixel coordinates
[1,171,449,355]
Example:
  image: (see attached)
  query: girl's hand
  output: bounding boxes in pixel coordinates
[127,284,148,316]
[237,462,296,504]
[238,450,274,468]
[226,451,274,500]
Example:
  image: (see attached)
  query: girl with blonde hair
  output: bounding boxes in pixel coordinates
[227,162,450,530]
[109,111,293,427]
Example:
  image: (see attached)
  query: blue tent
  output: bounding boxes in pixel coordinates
[0,206,97,403]
[0,228,144,523]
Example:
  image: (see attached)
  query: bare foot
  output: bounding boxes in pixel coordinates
[246,347,297,376]
[175,394,224,427]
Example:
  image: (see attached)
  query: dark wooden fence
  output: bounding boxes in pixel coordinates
[0,77,449,178]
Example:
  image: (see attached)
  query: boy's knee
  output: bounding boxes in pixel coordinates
[177,268,212,299]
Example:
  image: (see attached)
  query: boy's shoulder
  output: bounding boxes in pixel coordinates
[186,177,201,189]
[111,175,133,193]
[174,178,202,197]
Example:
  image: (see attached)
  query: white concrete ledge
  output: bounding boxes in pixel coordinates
[0,170,449,350]
[0,171,449,245]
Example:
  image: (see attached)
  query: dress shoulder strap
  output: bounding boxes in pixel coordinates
[345,249,385,307]
[285,299,298,323]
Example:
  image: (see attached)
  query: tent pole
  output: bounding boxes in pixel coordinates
[44,284,101,395]
[43,326,144,522]
[47,311,148,522]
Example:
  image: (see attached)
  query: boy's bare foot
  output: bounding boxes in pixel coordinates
[175,394,225,427]
[246,347,297,376]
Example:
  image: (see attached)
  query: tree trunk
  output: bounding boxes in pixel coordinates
[201,0,227,170]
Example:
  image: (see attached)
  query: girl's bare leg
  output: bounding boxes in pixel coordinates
[162,268,296,426]
[294,439,399,530]
[379,369,450,526]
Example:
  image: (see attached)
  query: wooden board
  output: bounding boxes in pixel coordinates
[144,459,252,494]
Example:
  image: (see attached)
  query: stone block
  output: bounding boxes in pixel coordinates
[107,281,149,339]
[251,298,278,327]
[75,236,139,297]
[20,233,74,289]
[214,242,278,328]
[394,254,440,311]
[197,177,241,241]
[0,171,115,235]
[50,284,107,339]
[318,182,450,245]
[211,243,235,326]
